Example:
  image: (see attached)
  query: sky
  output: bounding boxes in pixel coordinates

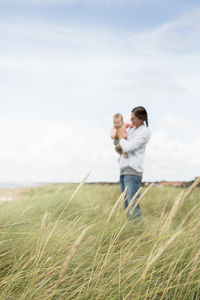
[0,0,200,183]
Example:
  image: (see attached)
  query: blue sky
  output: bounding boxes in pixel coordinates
[0,0,200,183]
[1,0,199,33]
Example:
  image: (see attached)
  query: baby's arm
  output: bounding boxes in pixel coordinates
[122,128,129,157]
[110,128,117,139]
[122,127,128,139]
[124,123,133,128]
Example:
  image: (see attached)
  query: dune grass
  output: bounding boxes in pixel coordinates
[0,177,200,299]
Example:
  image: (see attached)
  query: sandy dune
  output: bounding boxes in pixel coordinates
[0,187,29,202]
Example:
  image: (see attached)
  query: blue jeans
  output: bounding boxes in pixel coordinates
[120,174,142,219]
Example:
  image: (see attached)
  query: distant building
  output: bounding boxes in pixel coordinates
[141,178,200,188]
[161,181,184,187]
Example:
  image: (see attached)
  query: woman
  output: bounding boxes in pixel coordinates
[116,106,150,220]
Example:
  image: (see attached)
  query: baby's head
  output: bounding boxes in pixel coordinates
[113,113,124,129]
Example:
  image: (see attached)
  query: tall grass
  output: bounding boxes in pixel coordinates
[0,177,200,299]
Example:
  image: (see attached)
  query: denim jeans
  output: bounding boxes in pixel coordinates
[120,174,142,219]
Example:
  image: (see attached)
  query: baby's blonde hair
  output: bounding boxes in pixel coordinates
[113,113,123,122]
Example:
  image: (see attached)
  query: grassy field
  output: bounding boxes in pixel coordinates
[0,177,200,299]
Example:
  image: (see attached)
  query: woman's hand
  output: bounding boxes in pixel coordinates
[116,128,124,140]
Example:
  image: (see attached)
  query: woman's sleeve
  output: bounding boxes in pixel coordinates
[119,128,150,152]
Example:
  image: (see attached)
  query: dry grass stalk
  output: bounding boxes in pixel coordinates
[175,217,200,285]
[99,221,130,277]
[125,183,153,215]
[106,188,127,224]
[179,204,198,228]
[31,212,51,269]
[53,171,90,221]
[125,187,142,214]
[144,230,182,276]
[67,171,91,204]
[120,235,146,269]
[188,211,200,237]
[86,233,104,291]
[181,177,200,204]
[0,221,31,228]
[116,188,127,217]
[185,248,200,282]
[58,226,90,280]
[131,183,153,212]
[48,226,90,300]
[37,172,91,264]
[59,171,91,220]
[156,203,167,237]
[40,211,49,232]
[159,177,200,236]
[159,191,183,235]
[174,246,200,297]
[20,205,33,218]
[0,251,11,258]
[124,230,182,300]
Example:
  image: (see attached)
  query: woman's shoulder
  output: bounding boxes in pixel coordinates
[141,125,151,139]
[136,125,151,139]
[142,124,150,132]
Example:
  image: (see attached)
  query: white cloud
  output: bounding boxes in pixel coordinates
[131,9,200,54]
[161,114,194,132]
[0,11,200,182]
[1,114,199,183]
[0,119,107,181]
[144,130,200,181]
[0,20,127,59]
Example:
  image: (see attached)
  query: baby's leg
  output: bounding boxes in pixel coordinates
[115,146,122,155]
[113,139,119,145]
[114,139,122,155]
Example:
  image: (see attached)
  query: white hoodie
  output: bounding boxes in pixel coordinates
[119,124,151,173]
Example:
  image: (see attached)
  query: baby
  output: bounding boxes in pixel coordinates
[110,113,132,158]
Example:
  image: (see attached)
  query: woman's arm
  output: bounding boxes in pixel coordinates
[116,127,150,153]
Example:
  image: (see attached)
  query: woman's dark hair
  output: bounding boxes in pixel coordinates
[132,106,148,127]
